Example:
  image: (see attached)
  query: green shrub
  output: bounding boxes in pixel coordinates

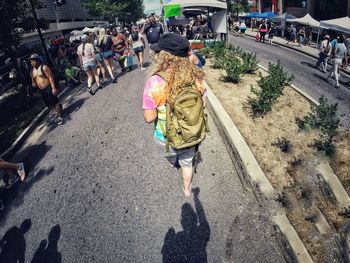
[223,57,243,83]
[250,61,294,117]
[296,96,341,156]
[241,52,258,74]
[199,47,211,58]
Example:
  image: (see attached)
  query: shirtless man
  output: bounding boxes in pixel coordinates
[29,54,63,124]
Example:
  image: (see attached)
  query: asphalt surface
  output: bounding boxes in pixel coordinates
[0,60,285,262]
[230,34,350,129]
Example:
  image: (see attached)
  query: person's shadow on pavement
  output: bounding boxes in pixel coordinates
[31,224,62,263]
[162,187,211,262]
[0,219,32,263]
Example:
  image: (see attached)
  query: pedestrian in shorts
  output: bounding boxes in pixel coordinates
[77,35,102,95]
[143,33,208,197]
[129,26,146,71]
[29,54,63,124]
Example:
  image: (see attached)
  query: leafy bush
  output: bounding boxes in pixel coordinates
[250,61,294,117]
[296,96,341,156]
[199,47,211,58]
[241,52,258,74]
[223,57,243,83]
[209,41,226,58]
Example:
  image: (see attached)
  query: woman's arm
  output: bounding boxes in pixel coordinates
[143,109,157,123]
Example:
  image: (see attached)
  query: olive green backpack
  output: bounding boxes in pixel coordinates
[157,72,209,151]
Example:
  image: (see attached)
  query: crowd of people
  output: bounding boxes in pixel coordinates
[3,13,211,199]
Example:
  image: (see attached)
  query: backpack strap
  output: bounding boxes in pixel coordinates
[158,120,170,152]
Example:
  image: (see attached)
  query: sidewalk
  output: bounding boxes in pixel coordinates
[244,28,350,76]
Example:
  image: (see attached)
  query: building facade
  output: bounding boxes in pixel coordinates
[24,0,108,42]
[254,0,350,20]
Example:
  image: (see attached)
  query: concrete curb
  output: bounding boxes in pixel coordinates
[206,83,314,262]
[1,85,72,159]
[317,159,350,208]
[240,32,350,77]
[273,214,313,263]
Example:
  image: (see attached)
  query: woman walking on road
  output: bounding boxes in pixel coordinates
[327,35,348,88]
[143,33,207,197]
[316,35,332,73]
[97,28,117,83]
[128,26,146,71]
[77,34,101,95]
[258,20,268,43]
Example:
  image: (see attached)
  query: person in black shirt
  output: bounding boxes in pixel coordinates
[97,28,116,83]
[143,16,163,61]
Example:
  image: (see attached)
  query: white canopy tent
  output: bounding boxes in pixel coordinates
[286,13,320,28]
[320,17,350,34]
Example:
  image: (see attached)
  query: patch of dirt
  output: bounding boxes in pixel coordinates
[204,59,350,263]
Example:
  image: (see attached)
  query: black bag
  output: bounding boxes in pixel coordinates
[131,32,139,42]
[194,52,206,66]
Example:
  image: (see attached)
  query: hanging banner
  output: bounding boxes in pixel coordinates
[164,4,181,17]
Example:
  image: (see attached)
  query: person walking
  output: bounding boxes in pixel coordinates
[129,26,146,71]
[29,54,63,124]
[327,35,348,88]
[286,24,296,45]
[90,33,107,83]
[258,20,268,43]
[143,15,163,61]
[112,27,129,72]
[239,20,247,35]
[0,158,25,188]
[143,33,207,197]
[297,27,306,47]
[268,23,276,44]
[97,28,117,83]
[77,34,101,95]
[316,35,332,73]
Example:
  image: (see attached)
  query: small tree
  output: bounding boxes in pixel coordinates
[82,0,144,23]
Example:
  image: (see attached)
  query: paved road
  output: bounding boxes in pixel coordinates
[231,34,350,129]
[0,63,284,262]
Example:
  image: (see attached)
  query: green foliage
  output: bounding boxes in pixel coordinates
[0,0,47,56]
[223,57,243,83]
[227,0,251,14]
[296,96,341,156]
[250,61,294,117]
[241,52,258,74]
[199,48,211,58]
[82,0,144,23]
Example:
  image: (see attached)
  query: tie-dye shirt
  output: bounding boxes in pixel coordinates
[143,74,207,142]
[143,75,168,141]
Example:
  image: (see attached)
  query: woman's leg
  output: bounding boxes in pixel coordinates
[0,159,19,171]
[86,70,94,95]
[140,51,145,69]
[334,60,340,87]
[104,58,115,81]
[181,167,193,197]
[92,68,100,87]
[98,63,106,80]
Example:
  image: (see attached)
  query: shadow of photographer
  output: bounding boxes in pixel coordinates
[162,187,211,262]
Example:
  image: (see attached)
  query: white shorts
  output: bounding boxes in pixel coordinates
[154,137,195,168]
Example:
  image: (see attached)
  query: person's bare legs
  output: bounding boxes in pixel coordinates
[86,70,95,95]
[54,103,62,118]
[97,63,106,81]
[0,159,25,181]
[92,68,100,87]
[0,159,19,171]
[139,51,145,70]
[181,167,193,197]
[104,58,115,81]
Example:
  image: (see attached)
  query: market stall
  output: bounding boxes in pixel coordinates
[164,0,227,48]
[286,14,320,28]
[320,16,350,34]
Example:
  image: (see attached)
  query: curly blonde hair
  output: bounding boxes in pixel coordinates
[152,51,205,107]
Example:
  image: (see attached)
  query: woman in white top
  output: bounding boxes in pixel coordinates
[77,34,101,95]
[129,26,146,71]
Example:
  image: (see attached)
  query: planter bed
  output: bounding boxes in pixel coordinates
[204,59,350,263]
